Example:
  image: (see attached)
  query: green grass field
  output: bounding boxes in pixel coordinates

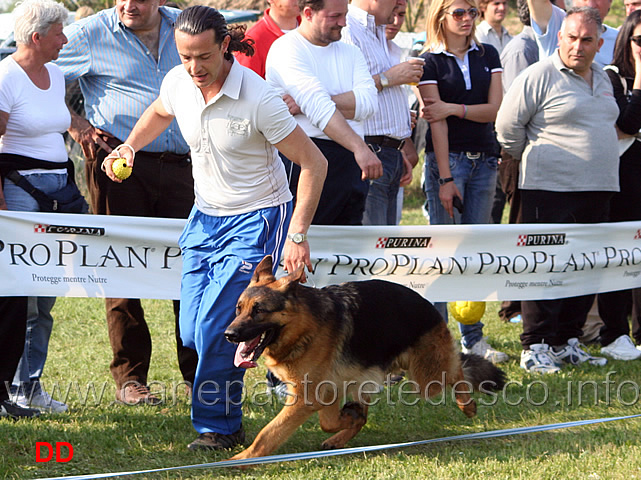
[3,168,641,479]
[4,297,641,479]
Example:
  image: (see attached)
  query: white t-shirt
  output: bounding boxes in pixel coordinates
[160,60,296,217]
[265,30,377,140]
[0,56,70,165]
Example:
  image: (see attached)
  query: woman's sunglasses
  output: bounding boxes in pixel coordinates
[631,35,641,47]
[446,7,480,21]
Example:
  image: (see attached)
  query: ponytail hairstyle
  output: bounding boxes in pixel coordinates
[174,5,254,60]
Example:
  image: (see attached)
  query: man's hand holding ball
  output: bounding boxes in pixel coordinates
[101,144,135,183]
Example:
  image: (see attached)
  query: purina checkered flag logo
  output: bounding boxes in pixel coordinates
[517,235,527,246]
[34,224,47,233]
[635,230,641,240]
[375,237,431,248]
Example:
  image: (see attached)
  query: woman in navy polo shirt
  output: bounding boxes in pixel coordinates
[418,0,506,363]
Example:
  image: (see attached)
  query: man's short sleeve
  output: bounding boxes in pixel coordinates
[159,67,179,117]
[256,87,298,145]
[531,4,565,59]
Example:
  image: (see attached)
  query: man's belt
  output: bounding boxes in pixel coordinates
[364,135,405,150]
[101,134,190,162]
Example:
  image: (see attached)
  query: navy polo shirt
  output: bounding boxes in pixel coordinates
[419,43,502,154]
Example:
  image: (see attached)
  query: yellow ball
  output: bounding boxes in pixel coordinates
[449,301,486,325]
[112,157,132,180]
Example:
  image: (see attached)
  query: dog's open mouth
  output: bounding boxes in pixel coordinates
[233,329,275,369]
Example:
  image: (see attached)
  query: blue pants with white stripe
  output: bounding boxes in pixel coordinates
[178,203,292,435]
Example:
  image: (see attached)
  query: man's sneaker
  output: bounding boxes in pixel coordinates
[0,399,40,419]
[116,383,161,406]
[601,335,641,361]
[520,343,561,373]
[15,389,68,413]
[267,382,292,400]
[187,425,245,451]
[551,338,607,366]
[462,337,509,364]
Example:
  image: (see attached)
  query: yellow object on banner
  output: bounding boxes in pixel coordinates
[449,301,486,325]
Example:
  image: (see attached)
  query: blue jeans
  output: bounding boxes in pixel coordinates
[4,172,66,392]
[12,297,56,394]
[423,151,498,348]
[363,146,403,225]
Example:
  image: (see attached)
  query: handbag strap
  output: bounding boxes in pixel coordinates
[5,170,55,209]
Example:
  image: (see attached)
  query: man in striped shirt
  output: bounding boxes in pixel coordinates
[56,0,198,406]
[341,0,421,225]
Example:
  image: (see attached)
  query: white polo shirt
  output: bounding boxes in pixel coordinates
[160,60,296,217]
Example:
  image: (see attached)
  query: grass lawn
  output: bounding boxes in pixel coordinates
[4,296,641,479]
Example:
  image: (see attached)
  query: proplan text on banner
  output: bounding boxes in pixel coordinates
[1,211,641,301]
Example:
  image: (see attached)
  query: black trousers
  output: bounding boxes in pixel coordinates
[88,139,198,388]
[282,138,368,226]
[519,190,613,348]
[0,297,27,402]
[597,150,641,346]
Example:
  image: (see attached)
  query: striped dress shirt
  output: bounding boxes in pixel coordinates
[341,5,411,140]
[56,7,189,154]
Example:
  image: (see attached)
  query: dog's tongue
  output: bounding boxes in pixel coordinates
[233,337,261,369]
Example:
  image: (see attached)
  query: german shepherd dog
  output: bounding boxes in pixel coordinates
[225,256,506,460]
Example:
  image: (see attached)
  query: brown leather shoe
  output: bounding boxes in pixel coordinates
[115,383,161,406]
[187,425,245,451]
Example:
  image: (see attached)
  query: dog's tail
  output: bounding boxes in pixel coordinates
[459,353,506,392]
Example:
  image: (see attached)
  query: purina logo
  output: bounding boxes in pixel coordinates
[635,229,641,240]
[34,224,105,236]
[516,233,567,247]
[375,237,431,248]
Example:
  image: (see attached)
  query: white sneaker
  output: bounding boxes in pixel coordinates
[550,338,607,367]
[520,343,561,374]
[15,389,68,413]
[462,337,509,364]
[601,335,641,361]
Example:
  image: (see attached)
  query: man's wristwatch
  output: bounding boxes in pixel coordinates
[287,232,307,244]
[438,177,454,186]
[379,73,390,88]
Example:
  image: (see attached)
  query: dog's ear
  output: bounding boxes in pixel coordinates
[274,263,305,291]
[250,256,276,286]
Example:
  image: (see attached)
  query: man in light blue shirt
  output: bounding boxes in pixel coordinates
[527,0,617,66]
[56,0,198,407]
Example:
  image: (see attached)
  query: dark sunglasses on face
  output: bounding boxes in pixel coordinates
[447,7,479,21]
[631,35,641,46]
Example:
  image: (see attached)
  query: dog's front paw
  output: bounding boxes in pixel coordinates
[320,439,343,450]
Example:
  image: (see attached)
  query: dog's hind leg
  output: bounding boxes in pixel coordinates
[408,323,477,418]
[230,402,317,460]
[318,400,368,450]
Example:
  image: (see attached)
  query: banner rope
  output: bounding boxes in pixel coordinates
[36,413,641,480]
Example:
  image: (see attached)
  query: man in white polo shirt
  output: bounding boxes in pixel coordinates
[102,5,327,451]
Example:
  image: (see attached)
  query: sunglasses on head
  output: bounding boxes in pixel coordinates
[446,7,479,21]
[631,35,641,46]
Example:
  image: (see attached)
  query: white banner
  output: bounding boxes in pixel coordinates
[1,211,641,301]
